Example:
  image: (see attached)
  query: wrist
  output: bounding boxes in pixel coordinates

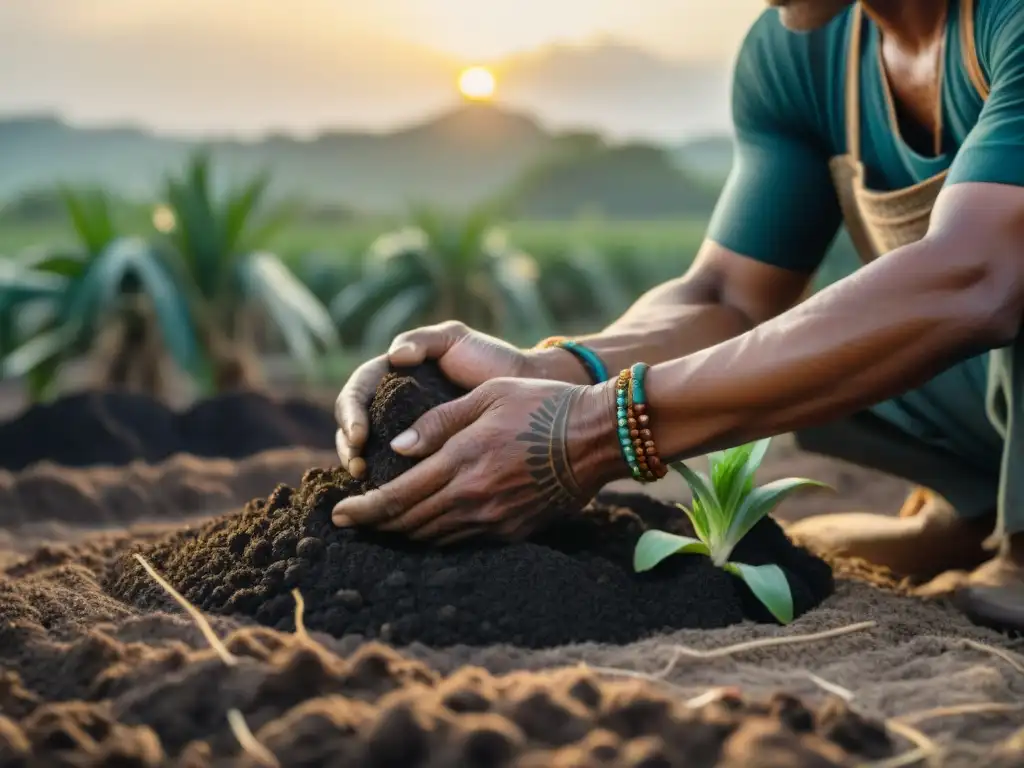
[566,380,631,495]
[526,347,594,385]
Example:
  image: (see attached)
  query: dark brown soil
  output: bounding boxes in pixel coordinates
[0,613,894,768]
[0,449,335,530]
[363,362,467,489]
[5,360,1023,765]
[0,390,335,471]
[106,363,833,647]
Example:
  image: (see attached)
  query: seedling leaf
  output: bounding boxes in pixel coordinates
[670,462,727,548]
[725,562,794,624]
[708,437,769,514]
[634,531,710,572]
[639,439,824,625]
[726,477,830,554]
[675,502,710,543]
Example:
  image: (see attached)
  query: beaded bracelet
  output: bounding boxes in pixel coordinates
[614,363,668,482]
[535,336,609,384]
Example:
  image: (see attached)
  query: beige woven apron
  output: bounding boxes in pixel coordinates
[829,0,989,261]
[823,0,1024,539]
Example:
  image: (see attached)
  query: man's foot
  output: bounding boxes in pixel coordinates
[952,538,1024,634]
[785,488,992,581]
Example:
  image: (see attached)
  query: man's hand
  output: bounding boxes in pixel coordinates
[331,377,622,544]
[336,322,551,478]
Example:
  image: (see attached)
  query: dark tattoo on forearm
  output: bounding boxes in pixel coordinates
[515,387,586,508]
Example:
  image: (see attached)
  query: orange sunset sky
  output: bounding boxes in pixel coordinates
[0,0,767,139]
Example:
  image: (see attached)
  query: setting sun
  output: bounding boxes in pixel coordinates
[458,66,496,101]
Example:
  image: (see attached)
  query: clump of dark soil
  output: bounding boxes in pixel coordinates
[363,362,467,488]
[0,389,335,471]
[108,363,834,647]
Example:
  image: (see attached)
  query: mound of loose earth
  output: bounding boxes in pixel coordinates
[0,448,337,571]
[0,608,894,768]
[108,363,833,647]
[0,389,335,470]
[7,535,1024,767]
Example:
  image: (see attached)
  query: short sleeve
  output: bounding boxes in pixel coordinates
[947,0,1024,188]
[706,12,843,273]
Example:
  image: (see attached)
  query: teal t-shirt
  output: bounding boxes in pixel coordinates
[705,0,1024,473]
[707,0,1024,274]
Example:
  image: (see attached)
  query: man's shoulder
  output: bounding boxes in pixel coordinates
[975,0,1024,70]
[732,8,851,142]
[976,0,1024,30]
[737,7,851,68]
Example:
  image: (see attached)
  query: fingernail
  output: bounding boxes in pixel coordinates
[390,429,418,452]
[333,511,354,527]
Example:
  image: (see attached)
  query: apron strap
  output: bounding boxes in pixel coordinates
[845,4,865,161]
[959,0,990,101]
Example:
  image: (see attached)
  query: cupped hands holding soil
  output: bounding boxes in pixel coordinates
[109,363,834,648]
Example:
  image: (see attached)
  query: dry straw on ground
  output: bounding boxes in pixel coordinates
[134,554,279,767]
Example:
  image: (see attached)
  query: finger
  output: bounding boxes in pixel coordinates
[390,391,487,458]
[348,456,367,480]
[336,427,368,478]
[374,478,456,535]
[332,450,455,528]
[407,507,480,542]
[336,430,369,479]
[387,321,467,367]
[336,428,354,468]
[436,526,489,547]
[335,355,388,449]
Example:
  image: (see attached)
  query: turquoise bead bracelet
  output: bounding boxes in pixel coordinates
[614,363,667,482]
[535,336,609,384]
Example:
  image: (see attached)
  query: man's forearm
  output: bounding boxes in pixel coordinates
[534,277,753,383]
[637,236,1020,465]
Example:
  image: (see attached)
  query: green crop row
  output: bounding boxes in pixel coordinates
[0,154,859,400]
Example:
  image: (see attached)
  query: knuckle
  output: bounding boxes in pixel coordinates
[434,403,462,432]
[439,320,468,336]
[449,434,483,463]
[375,489,405,520]
[390,329,416,347]
[459,484,489,504]
[471,504,504,524]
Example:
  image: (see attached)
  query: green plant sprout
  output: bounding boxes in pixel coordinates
[633,437,829,624]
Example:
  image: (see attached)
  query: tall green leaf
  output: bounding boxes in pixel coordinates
[725,477,830,556]
[239,252,339,364]
[724,562,794,624]
[337,204,546,346]
[633,531,710,572]
[0,260,68,305]
[4,324,77,378]
[222,173,270,253]
[671,461,728,558]
[675,502,710,544]
[59,188,116,256]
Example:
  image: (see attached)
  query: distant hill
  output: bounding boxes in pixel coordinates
[0,106,727,218]
[508,141,717,220]
[0,106,554,213]
[672,136,735,183]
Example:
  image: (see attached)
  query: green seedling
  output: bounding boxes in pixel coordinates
[633,437,828,624]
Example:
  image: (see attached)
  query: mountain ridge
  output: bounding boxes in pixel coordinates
[0,104,733,215]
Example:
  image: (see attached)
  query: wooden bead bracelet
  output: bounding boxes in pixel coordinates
[614,363,667,482]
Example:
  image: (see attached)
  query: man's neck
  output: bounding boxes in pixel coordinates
[862,0,950,52]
